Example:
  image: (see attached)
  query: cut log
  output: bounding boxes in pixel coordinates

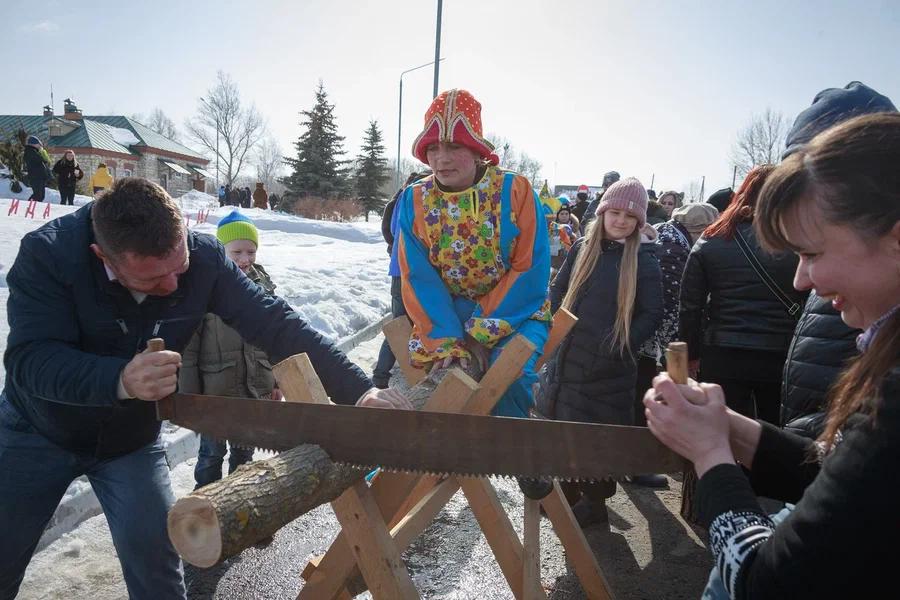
[168,356,484,568]
[168,443,365,567]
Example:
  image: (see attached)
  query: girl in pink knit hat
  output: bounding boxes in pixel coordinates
[536,177,664,526]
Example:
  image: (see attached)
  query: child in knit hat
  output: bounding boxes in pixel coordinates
[180,210,282,489]
[536,176,664,524]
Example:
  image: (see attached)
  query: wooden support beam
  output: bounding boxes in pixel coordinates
[523,498,544,600]
[465,336,536,415]
[299,370,478,600]
[459,478,537,600]
[331,480,419,600]
[382,316,426,386]
[534,308,577,372]
[541,482,614,600]
[390,478,460,548]
[273,353,331,404]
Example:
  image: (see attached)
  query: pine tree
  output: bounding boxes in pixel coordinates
[0,128,27,193]
[354,120,390,222]
[282,81,348,197]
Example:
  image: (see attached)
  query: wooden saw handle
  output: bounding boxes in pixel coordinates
[665,342,688,384]
[147,338,165,352]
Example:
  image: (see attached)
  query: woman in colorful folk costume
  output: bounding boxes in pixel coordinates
[397,89,552,418]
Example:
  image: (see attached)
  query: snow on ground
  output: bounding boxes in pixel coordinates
[1,174,94,206]
[16,334,385,600]
[0,193,391,387]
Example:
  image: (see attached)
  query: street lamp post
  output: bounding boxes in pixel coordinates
[397,59,444,188]
[199,96,220,189]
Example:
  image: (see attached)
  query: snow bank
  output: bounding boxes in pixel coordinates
[0,177,93,206]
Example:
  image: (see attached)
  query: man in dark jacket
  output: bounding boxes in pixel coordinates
[23,135,51,202]
[570,184,591,224]
[0,177,407,599]
[779,81,897,434]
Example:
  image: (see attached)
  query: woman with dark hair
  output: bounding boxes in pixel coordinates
[645,111,900,599]
[678,165,807,423]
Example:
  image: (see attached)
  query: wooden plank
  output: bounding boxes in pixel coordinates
[465,335,536,416]
[382,316,427,386]
[459,478,528,600]
[299,370,477,600]
[534,308,577,372]
[541,482,614,600]
[390,478,460,548]
[331,480,419,600]
[523,498,544,600]
[273,353,330,404]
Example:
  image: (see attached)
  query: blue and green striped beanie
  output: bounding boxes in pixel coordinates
[216,210,258,247]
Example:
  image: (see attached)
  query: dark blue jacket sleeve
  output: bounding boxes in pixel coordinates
[207,248,373,405]
[4,234,127,407]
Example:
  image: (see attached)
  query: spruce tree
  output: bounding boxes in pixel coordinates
[354,120,390,222]
[282,81,348,197]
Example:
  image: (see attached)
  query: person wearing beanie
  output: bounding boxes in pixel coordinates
[23,135,52,202]
[706,187,734,213]
[779,81,897,438]
[571,184,591,223]
[399,89,554,498]
[536,176,663,521]
[679,165,807,424]
[182,210,279,488]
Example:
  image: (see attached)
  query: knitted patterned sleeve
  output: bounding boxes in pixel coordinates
[697,386,897,599]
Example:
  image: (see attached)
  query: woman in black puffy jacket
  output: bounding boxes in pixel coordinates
[679,165,807,423]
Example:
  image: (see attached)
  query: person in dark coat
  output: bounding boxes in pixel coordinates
[23,135,51,202]
[705,187,733,213]
[538,177,663,526]
[778,81,897,437]
[372,171,427,388]
[52,150,84,206]
[570,184,591,223]
[241,187,252,208]
[679,165,807,424]
[0,177,409,599]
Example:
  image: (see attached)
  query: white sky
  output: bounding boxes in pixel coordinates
[6,0,900,195]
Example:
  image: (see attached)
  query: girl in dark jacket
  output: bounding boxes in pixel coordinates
[679,166,807,423]
[52,150,84,206]
[539,177,663,526]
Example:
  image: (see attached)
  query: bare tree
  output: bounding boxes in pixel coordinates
[255,136,283,190]
[730,108,789,178]
[518,153,543,187]
[135,108,181,141]
[485,133,518,171]
[682,179,704,203]
[185,71,266,184]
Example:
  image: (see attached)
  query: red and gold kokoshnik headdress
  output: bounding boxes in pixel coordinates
[412,89,499,165]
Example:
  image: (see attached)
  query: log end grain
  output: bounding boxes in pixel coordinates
[168,495,223,568]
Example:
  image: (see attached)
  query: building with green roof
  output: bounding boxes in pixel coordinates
[0,99,213,197]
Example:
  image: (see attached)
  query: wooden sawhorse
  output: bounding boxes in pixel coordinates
[276,312,613,599]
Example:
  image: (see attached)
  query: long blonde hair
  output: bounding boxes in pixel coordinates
[561,216,641,355]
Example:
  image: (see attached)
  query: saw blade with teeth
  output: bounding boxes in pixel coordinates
[158,393,686,481]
